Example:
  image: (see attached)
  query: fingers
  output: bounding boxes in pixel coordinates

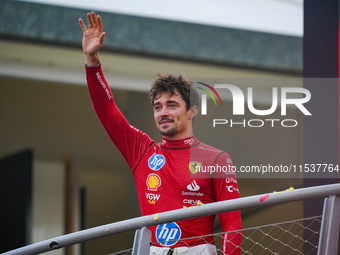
[81,11,103,32]
[99,32,106,45]
[97,15,103,32]
[87,12,93,29]
[91,12,97,28]
[78,18,87,32]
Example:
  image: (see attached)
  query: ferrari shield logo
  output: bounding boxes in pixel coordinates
[189,161,202,174]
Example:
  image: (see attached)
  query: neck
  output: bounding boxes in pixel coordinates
[161,136,198,148]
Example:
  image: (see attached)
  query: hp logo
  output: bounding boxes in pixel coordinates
[148,153,166,170]
[156,222,181,246]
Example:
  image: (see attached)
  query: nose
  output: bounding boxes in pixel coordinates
[159,106,169,117]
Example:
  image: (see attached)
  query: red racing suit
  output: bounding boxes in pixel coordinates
[86,63,242,254]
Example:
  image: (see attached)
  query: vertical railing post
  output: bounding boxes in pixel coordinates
[317,195,340,255]
[131,227,151,255]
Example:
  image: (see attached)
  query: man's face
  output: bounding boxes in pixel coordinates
[153,90,191,139]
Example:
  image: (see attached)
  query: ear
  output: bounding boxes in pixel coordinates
[189,105,198,119]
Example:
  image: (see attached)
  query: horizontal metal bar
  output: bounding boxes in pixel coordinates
[3,183,340,255]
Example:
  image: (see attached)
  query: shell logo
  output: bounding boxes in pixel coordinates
[146,173,161,191]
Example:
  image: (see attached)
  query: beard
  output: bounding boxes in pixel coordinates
[159,125,177,136]
[158,117,177,136]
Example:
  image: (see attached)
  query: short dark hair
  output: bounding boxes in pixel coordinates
[149,73,199,111]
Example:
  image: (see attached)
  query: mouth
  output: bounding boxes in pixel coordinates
[159,118,174,126]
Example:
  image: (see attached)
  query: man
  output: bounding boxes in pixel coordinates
[79,11,241,255]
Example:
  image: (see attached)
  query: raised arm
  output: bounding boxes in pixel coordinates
[79,11,106,66]
[78,12,154,171]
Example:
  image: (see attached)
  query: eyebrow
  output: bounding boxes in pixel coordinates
[153,100,180,106]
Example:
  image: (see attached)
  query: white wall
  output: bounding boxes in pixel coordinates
[32,160,80,255]
[32,161,65,255]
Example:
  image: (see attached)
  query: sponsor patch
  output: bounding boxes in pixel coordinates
[226,185,239,193]
[189,161,202,174]
[187,180,200,191]
[148,153,166,170]
[146,174,161,191]
[183,199,203,206]
[145,192,160,204]
[156,222,181,246]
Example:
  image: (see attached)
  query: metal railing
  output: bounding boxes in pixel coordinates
[2,183,340,255]
[109,215,323,255]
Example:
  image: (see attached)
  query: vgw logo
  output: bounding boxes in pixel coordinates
[156,222,181,246]
[196,83,312,128]
[148,153,165,170]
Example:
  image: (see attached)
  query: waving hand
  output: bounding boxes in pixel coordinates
[79,11,106,66]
